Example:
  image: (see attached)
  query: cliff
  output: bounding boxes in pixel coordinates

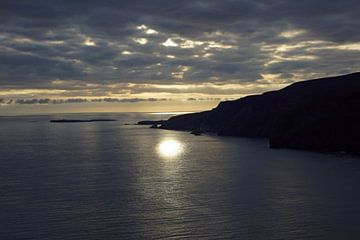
[160,72,360,153]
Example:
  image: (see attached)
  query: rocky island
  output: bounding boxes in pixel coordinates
[50,119,117,123]
[160,72,360,153]
[137,120,166,125]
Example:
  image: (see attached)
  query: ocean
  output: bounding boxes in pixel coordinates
[1,113,360,239]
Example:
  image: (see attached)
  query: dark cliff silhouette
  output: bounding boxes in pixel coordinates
[161,72,360,153]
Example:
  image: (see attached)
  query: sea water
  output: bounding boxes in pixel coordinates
[1,113,360,239]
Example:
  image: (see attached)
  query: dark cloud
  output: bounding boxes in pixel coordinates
[101,98,169,103]
[9,97,170,105]
[187,97,223,101]
[15,98,88,105]
[0,0,359,95]
[15,99,49,105]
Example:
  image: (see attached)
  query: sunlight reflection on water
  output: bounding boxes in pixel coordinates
[157,139,184,159]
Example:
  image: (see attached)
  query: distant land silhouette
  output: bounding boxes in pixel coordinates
[50,119,117,123]
[161,72,360,153]
[137,120,166,125]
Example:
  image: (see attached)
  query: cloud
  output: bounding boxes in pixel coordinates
[0,0,359,104]
[7,97,171,105]
[14,98,88,104]
[100,98,169,103]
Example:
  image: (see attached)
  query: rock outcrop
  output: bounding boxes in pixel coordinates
[161,72,360,153]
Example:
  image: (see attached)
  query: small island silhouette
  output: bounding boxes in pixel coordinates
[50,119,117,123]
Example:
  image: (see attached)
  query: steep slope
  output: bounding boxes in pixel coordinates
[161,72,360,152]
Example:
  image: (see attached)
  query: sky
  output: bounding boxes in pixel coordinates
[1,0,360,115]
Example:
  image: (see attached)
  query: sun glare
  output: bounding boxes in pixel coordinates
[157,139,183,158]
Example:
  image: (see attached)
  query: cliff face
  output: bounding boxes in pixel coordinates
[161,72,360,153]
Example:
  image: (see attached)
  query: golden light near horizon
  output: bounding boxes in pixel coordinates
[157,139,184,159]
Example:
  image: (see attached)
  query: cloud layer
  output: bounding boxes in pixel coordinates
[1,0,360,107]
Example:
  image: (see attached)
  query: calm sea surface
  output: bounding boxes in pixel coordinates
[1,113,360,240]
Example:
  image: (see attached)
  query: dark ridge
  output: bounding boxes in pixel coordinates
[160,72,360,153]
